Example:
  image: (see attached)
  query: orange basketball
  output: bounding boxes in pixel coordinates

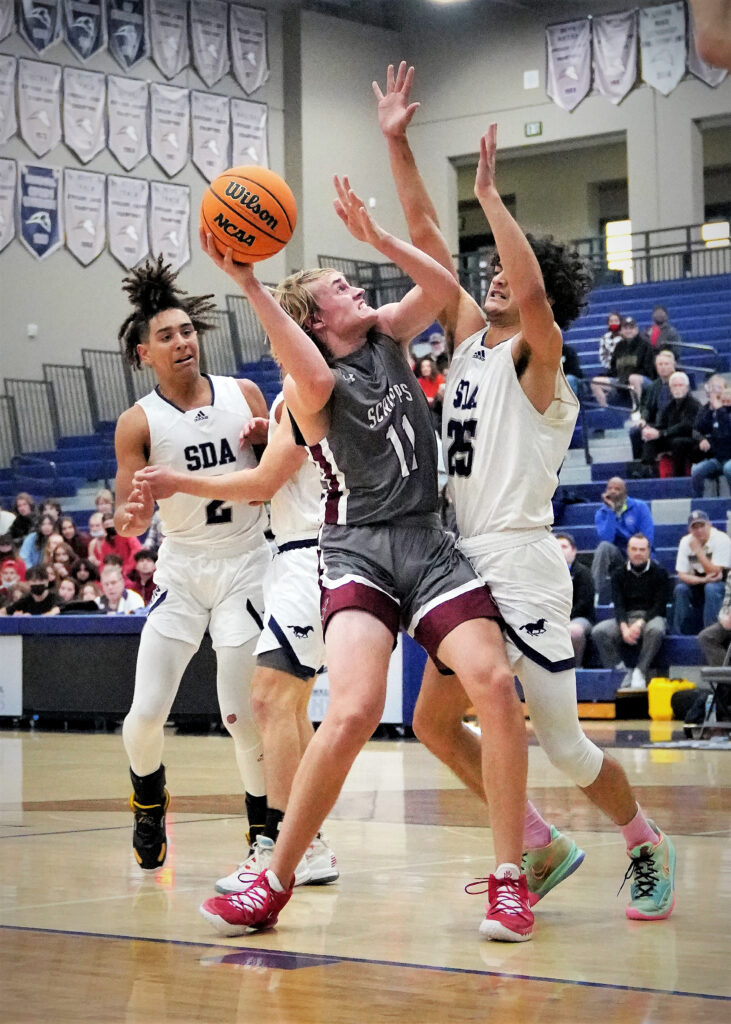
[200,165,297,263]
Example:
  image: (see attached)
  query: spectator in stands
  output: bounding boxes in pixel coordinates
[598,310,623,369]
[672,510,731,634]
[43,533,67,567]
[0,535,25,576]
[80,580,103,605]
[691,381,731,497]
[73,558,99,588]
[0,559,23,608]
[98,512,141,577]
[698,573,731,666]
[41,499,62,523]
[645,305,682,358]
[59,516,90,560]
[87,512,106,567]
[50,542,78,581]
[629,349,676,464]
[0,502,15,535]
[591,476,655,604]
[640,372,701,477]
[10,492,36,542]
[98,563,145,614]
[94,488,115,517]
[142,509,165,554]
[561,342,583,396]
[416,355,446,429]
[555,533,595,666]
[18,514,61,569]
[57,576,78,604]
[591,533,669,691]
[127,548,157,605]
[591,316,655,409]
[0,565,62,617]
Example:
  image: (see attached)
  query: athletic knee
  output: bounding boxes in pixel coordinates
[541,731,603,787]
[326,699,383,748]
[462,661,518,717]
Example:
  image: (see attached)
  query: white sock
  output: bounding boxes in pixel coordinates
[495,862,521,880]
[266,869,285,892]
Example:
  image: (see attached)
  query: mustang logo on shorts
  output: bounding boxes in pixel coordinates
[519,617,548,637]
[289,624,315,639]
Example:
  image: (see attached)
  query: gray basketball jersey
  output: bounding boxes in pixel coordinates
[307,333,439,526]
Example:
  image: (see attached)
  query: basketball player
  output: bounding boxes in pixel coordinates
[374,63,676,923]
[114,256,270,874]
[133,391,339,888]
[200,176,536,942]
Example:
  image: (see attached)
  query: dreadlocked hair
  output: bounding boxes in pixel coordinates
[118,254,217,368]
[491,235,593,331]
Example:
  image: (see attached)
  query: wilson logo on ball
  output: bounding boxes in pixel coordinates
[223,182,279,230]
[201,165,297,263]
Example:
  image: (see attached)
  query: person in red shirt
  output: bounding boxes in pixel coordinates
[99,512,141,577]
[416,355,446,429]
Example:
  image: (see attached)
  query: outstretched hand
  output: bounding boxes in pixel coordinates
[372,61,420,138]
[474,123,498,200]
[199,227,256,292]
[119,479,155,530]
[333,176,387,249]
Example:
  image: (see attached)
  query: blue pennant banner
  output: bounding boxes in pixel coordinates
[18,163,63,259]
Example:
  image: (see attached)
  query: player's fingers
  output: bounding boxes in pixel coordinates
[386,63,395,91]
[403,64,415,93]
[372,80,384,101]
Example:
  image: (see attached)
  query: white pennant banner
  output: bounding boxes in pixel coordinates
[546,19,592,112]
[639,2,686,96]
[150,83,190,177]
[592,9,638,105]
[18,59,62,157]
[18,0,63,54]
[191,90,229,181]
[108,0,149,71]
[150,181,190,270]
[230,4,269,95]
[63,0,107,61]
[687,5,728,87]
[0,55,17,146]
[0,0,15,41]
[18,162,63,259]
[190,0,229,88]
[231,97,268,167]
[62,67,106,163]
[149,0,189,79]
[63,168,105,265]
[0,158,16,252]
[108,174,149,269]
[107,75,148,170]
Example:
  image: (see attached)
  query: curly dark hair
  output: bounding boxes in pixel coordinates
[118,255,217,368]
[491,235,593,331]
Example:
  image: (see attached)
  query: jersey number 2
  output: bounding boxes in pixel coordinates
[206,499,233,525]
[387,415,418,478]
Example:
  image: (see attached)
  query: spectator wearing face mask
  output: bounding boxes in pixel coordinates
[645,305,682,359]
[99,514,141,578]
[0,535,26,577]
[0,565,62,616]
[0,559,23,609]
[598,311,623,369]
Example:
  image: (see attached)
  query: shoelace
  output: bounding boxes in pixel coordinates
[465,876,524,915]
[618,849,658,899]
[226,878,272,916]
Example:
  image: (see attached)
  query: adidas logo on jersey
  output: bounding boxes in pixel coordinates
[194,410,209,422]
[472,349,486,361]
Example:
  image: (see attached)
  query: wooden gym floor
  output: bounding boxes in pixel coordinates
[1,722,729,1023]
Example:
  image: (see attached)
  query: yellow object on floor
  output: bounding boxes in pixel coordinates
[647,676,696,721]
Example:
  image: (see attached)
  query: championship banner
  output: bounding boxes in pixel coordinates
[0,55,17,146]
[108,74,148,170]
[0,0,15,42]
[108,0,148,71]
[191,90,229,181]
[0,158,16,253]
[546,18,592,112]
[190,0,229,88]
[63,167,105,265]
[63,0,106,61]
[62,67,106,163]
[18,162,63,259]
[149,0,189,79]
[17,59,62,157]
[687,5,727,87]
[150,181,190,270]
[592,9,638,105]
[639,1,686,96]
[150,83,189,177]
[108,173,149,269]
[18,0,63,54]
[231,97,267,167]
[230,4,269,95]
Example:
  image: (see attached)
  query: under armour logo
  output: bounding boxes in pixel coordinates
[341,371,356,383]
[194,410,209,422]
[519,617,547,637]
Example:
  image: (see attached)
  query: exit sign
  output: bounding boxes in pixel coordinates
[524,121,542,137]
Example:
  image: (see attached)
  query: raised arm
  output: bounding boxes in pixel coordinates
[374,62,485,345]
[333,176,460,349]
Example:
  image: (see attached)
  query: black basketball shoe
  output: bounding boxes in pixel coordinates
[129,766,170,870]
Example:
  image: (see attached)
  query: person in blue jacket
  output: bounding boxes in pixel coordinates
[591,477,655,604]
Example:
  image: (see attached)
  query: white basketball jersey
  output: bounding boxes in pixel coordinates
[443,331,578,538]
[136,374,267,554]
[268,392,321,545]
